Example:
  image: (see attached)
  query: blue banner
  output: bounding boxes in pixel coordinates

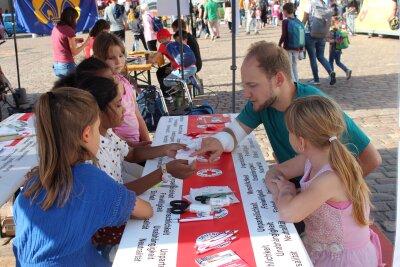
[15,0,98,35]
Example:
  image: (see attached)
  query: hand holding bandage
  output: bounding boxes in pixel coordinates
[191,119,249,163]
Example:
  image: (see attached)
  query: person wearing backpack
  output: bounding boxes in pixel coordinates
[131,12,148,51]
[279,3,304,82]
[302,0,336,86]
[149,29,197,100]
[141,3,158,51]
[328,17,352,80]
[104,0,128,42]
[171,19,203,73]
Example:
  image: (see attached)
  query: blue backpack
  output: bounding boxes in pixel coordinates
[186,102,215,115]
[150,15,163,32]
[287,18,305,49]
[166,42,196,69]
[137,85,168,131]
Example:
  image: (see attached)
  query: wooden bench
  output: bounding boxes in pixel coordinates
[371,224,394,267]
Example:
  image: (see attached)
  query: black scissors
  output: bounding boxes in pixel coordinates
[194,195,210,204]
[169,200,190,214]
[195,192,233,204]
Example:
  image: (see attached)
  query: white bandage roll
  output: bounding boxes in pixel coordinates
[228,119,248,145]
[213,131,235,152]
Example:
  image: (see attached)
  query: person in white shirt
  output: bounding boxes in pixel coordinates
[104,0,128,42]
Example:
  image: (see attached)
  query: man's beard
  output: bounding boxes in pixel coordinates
[254,95,277,112]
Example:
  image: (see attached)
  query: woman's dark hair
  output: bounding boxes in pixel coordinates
[77,76,118,112]
[89,19,110,37]
[224,1,231,8]
[171,19,187,30]
[59,7,79,29]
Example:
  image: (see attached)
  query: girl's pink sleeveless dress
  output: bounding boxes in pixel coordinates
[300,160,383,267]
[113,74,140,143]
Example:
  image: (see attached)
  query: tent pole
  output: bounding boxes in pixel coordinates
[177,0,184,81]
[9,0,21,89]
[189,0,196,37]
[231,0,237,113]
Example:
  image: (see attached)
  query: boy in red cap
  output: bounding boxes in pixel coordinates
[149,29,197,101]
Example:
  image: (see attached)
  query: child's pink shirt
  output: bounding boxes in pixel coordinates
[256,10,261,19]
[113,74,140,143]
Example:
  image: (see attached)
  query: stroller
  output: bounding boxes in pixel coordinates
[0,65,31,121]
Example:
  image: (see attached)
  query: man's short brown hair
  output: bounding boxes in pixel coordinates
[244,41,292,80]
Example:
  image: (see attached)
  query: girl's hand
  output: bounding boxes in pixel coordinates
[271,176,296,197]
[161,143,187,158]
[264,168,280,196]
[166,159,196,179]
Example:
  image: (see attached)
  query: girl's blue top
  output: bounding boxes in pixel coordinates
[13,163,136,267]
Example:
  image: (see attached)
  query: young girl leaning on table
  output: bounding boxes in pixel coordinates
[92,31,151,145]
[54,59,195,262]
[12,88,153,266]
[265,95,383,267]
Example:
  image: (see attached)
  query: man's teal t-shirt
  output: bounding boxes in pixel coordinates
[237,83,370,164]
[205,0,219,21]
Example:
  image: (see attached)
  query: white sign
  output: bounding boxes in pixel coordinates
[157,0,190,16]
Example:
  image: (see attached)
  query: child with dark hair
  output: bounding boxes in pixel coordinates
[85,19,110,58]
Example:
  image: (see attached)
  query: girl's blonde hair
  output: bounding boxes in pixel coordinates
[24,88,99,210]
[285,95,371,226]
[93,31,125,61]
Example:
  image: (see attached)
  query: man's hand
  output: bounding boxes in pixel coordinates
[161,143,187,158]
[191,137,224,163]
[167,159,196,179]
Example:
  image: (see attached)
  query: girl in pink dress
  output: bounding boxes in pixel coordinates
[267,95,383,267]
[93,32,151,145]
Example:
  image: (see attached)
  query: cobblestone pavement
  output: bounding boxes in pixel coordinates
[0,24,398,265]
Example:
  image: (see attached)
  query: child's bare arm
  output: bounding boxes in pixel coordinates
[131,197,153,219]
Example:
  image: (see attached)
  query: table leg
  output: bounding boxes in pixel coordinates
[147,70,151,86]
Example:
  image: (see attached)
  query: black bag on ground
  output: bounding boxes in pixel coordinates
[137,86,168,131]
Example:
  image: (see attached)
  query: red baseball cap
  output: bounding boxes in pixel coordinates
[157,29,172,41]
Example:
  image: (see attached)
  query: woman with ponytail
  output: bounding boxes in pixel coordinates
[268,95,383,267]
